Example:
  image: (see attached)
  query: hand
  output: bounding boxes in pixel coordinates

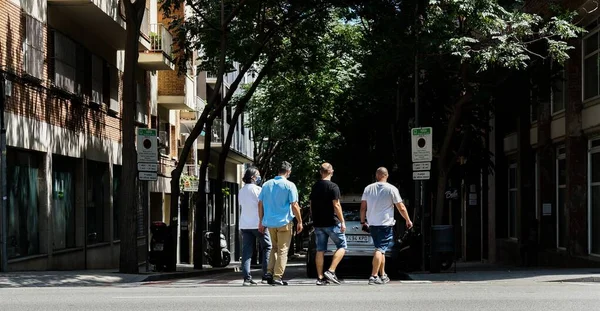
[296,223,303,234]
[361,223,369,233]
[406,220,413,230]
[340,222,346,233]
[258,223,266,234]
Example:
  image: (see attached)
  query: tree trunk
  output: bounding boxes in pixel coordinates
[193,120,213,269]
[119,0,145,274]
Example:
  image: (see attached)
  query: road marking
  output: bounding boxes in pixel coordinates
[114,295,284,299]
[400,280,432,284]
[459,281,489,284]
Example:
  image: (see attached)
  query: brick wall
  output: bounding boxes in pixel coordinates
[157,3,185,97]
[0,0,126,144]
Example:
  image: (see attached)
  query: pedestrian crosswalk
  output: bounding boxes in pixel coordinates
[131,277,436,287]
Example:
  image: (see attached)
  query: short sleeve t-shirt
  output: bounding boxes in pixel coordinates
[309,180,341,227]
[361,182,403,226]
[239,183,262,229]
[258,176,298,228]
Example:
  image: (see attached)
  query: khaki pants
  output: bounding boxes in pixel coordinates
[267,221,293,280]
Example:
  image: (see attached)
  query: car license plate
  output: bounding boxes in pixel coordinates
[347,235,369,243]
[153,243,164,251]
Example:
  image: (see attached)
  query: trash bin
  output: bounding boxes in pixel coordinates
[149,221,171,272]
[429,225,455,273]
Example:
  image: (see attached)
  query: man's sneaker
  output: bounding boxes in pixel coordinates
[262,274,273,284]
[381,274,390,284]
[316,278,329,286]
[368,276,384,285]
[271,279,288,286]
[324,270,341,285]
[243,279,258,286]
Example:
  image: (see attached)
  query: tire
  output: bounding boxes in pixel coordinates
[222,251,231,267]
[306,252,317,278]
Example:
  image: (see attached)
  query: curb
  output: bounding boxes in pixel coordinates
[142,266,239,282]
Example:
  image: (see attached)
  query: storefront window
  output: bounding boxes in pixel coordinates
[87,161,108,244]
[508,162,517,238]
[557,147,567,249]
[590,139,600,255]
[52,155,76,250]
[7,149,40,258]
[113,165,121,240]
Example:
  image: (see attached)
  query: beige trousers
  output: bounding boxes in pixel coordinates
[267,221,293,280]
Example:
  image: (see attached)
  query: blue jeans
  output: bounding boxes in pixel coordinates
[315,224,347,252]
[369,226,394,254]
[241,229,272,280]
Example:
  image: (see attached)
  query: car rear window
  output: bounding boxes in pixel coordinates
[342,202,361,221]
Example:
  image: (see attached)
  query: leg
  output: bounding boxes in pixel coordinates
[316,251,325,279]
[371,251,384,276]
[273,222,293,280]
[241,230,255,280]
[328,224,347,272]
[267,227,278,276]
[256,229,272,278]
[314,227,328,279]
[379,255,386,276]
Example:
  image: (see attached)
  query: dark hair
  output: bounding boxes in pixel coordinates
[243,167,259,184]
[278,161,292,175]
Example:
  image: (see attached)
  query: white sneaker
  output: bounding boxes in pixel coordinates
[381,274,390,283]
[368,276,384,285]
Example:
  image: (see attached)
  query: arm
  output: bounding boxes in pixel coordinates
[360,200,368,228]
[292,202,303,233]
[333,199,346,233]
[395,202,413,229]
[258,200,265,233]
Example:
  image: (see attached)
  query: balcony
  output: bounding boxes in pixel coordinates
[48,0,127,50]
[206,72,218,84]
[139,23,175,71]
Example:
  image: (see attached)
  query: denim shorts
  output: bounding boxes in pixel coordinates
[370,226,394,254]
[315,224,347,252]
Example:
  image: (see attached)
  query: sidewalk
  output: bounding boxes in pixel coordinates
[407,262,600,283]
[0,263,240,288]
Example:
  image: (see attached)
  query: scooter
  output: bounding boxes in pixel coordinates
[203,231,231,268]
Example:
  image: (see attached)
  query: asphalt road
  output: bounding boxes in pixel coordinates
[1,265,599,311]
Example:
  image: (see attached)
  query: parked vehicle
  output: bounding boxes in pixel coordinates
[204,231,231,268]
[306,195,421,278]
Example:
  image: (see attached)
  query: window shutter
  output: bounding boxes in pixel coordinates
[54,32,77,93]
[109,66,120,113]
[24,14,43,80]
[91,55,104,105]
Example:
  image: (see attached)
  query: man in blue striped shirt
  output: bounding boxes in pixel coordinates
[258,161,303,285]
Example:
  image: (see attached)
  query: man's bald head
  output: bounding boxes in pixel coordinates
[320,162,333,178]
[376,167,389,181]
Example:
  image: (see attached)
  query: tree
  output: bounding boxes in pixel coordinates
[160,0,337,266]
[249,15,362,201]
[119,0,147,274]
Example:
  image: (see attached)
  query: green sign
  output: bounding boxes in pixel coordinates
[412,128,431,136]
[138,128,157,136]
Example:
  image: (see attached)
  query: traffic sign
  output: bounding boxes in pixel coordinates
[137,128,158,163]
[139,172,158,181]
[138,163,158,172]
[411,127,432,162]
[413,171,430,180]
[412,162,431,171]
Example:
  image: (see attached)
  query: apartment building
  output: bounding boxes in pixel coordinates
[483,0,600,267]
[0,0,179,271]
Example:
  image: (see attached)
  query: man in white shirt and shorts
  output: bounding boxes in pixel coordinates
[360,167,413,285]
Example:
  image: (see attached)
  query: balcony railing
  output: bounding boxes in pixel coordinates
[149,23,173,59]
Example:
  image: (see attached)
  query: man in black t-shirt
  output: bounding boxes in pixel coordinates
[309,163,347,285]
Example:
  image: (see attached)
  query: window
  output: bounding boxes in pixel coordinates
[52,155,76,250]
[113,165,122,241]
[54,32,79,94]
[91,55,104,105]
[108,65,120,113]
[135,81,148,125]
[590,138,600,255]
[557,146,567,248]
[584,29,600,100]
[23,14,44,80]
[87,160,108,244]
[551,68,566,114]
[530,101,539,123]
[7,149,40,258]
[508,161,517,238]
[535,152,539,220]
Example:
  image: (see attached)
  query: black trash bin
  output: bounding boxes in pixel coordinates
[149,221,172,272]
[429,225,455,273]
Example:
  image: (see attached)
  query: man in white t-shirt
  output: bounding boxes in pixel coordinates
[360,167,412,285]
[239,167,272,286]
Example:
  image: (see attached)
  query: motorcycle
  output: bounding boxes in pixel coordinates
[203,231,231,268]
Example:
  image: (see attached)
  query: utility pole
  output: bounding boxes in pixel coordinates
[0,74,8,272]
